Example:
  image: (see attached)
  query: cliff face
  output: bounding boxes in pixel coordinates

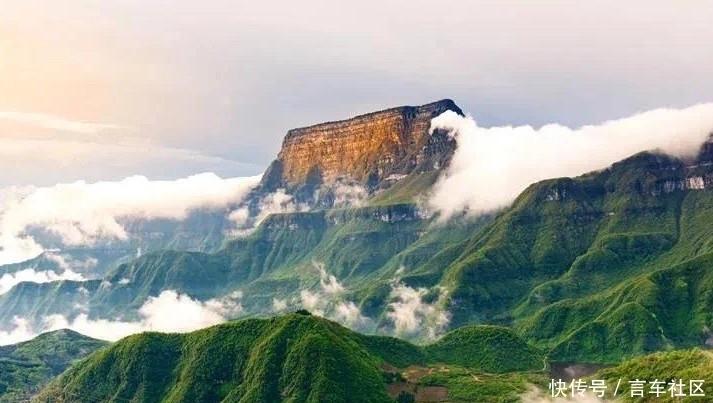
[260,99,463,192]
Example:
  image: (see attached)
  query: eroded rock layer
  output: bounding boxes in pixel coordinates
[260,99,463,191]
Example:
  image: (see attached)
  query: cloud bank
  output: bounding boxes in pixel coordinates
[429,104,713,217]
[0,289,243,345]
[0,173,261,265]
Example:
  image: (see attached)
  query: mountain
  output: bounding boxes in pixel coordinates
[0,208,237,279]
[10,150,713,363]
[34,313,544,403]
[0,329,107,402]
[256,99,463,204]
[0,99,467,331]
[2,99,713,394]
[594,348,713,402]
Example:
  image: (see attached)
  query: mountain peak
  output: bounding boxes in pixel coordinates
[259,99,463,195]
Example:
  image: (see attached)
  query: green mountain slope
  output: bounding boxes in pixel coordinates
[0,329,107,402]
[34,313,544,403]
[0,203,487,337]
[423,151,713,363]
[594,348,713,402]
[5,150,713,367]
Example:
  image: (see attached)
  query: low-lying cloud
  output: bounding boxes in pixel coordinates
[227,189,309,236]
[386,280,450,341]
[0,289,244,345]
[289,262,372,329]
[290,263,451,338]
[0,317,37,346]
[328,183,368,208]
[429,104,713,218]
[0,173,261,265]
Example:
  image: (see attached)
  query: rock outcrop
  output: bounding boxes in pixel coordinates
[259,99,463,194]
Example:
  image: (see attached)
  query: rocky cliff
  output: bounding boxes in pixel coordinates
[259,99,463,194]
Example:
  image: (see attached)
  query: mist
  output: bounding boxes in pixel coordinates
[0,289,244,345]
[386,280,451,341]
[227,189,308,235]
[0,173,261,265]
[428,104,713,218]
[283,262,372,329]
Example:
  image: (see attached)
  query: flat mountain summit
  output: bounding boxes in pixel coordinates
[258,99,463,198]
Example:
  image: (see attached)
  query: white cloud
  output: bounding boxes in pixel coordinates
[272,298,288,312]
[136,289,243,333]
[428,104,713,218]
[0,268,85,295]
[0,110,125,134]
[41,314,143,342]
[330,183,368,207]
[0,173,261,265]
[299,290,323,316]
[44,252,98,272]
[0,289,244,345]
[317,263,344,295]
[295,262,371,329]
[0,317,37,346]
[386,281,450,340]
[332,300,370,328]
[227,189,308,236]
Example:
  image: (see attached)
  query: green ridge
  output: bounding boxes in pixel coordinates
[34,314,545,403]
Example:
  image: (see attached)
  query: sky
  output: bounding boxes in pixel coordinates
[1,0,713,186]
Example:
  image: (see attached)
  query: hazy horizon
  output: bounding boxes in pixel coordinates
[2,0,713,186]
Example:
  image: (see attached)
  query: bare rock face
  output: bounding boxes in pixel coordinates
[259,99,463,194]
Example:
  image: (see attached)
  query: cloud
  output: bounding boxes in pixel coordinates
[328,183,368,207]
[386,280,450,340]
[0,268,85,295]
[0,317,37,346]
[317,263,345,294]
[227,189,308,236]
[0,289,244,345]
[43,252,98,272]
[295,262,371,329]
[0,110,125,134]
[272,298,288,312]
[428,104,713,218]
[332,300,371,328]
[4,1,713,190]
[0,173,261,265]
[134,289,243,333]
[299,290,323,315]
